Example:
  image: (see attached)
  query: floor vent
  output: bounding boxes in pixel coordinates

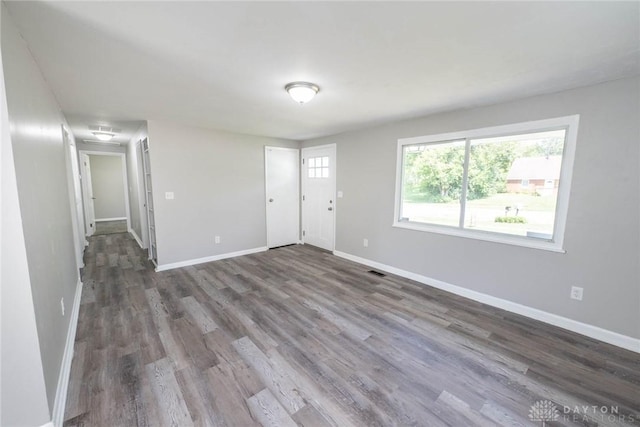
[368,270,386,277]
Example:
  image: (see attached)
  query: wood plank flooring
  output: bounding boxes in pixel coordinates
[94,220,128,235]
[64,233,640,426]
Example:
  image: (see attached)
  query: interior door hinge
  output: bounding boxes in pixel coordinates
[302,195,305,201]
[302,158,305,164]
[302,230,305,236]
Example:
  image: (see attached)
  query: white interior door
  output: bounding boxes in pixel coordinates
[265,147,300,248]
[80,153,96,237]
[62,127,85,269]
[302,144,336,251]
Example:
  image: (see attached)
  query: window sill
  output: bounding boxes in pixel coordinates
[392,221,566,253]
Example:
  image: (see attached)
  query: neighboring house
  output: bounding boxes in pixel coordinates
[506,155,562,195]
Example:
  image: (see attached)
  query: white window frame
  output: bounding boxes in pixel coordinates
[393,115,579,253]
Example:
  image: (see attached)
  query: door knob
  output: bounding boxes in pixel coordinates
[328,207,333,211]
[269,198,274,202]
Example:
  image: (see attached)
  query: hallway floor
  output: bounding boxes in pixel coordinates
[93,220,127,235]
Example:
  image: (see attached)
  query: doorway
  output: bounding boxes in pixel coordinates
[265,146,300,248]
[79,151,131,236]
[301,144,336,251]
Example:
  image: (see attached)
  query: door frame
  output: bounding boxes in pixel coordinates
[135,139,149,249]
[62,125,85,268]
[79,150,131,235]
[301,143,337,252]
[79,152,96,237]
[140,137,157,264]
[265,146,300,248]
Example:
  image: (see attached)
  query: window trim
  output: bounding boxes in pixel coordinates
[393,115,579,253]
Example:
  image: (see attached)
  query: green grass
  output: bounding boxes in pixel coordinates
[465,192,555,211]
[402,192,557,237]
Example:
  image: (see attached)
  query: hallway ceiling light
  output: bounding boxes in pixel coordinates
[92,131,115,141]
[285,82,319,104]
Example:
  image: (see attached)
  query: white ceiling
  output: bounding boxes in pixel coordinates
[5,1,639,141]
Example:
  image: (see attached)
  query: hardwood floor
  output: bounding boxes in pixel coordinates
[94,220,127,235]
[64,233,640,426]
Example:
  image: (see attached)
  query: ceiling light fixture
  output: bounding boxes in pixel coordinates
[92,131,115,141]
[285,82,319,104]
[90,125,118,141]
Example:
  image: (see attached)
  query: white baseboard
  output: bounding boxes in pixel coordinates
[51,278,83,427]
[95,217,127,222]
[128,227,145,249]
[155,247,268,272]
[333,250,640,354]
[40,422,54,427]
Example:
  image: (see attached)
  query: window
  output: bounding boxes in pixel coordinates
[308,156,329,178]
[394,116,579,252]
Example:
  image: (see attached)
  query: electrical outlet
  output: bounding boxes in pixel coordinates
[363,238,368,247]
[215,235,221,244]
[337,191,344,198]
[165,191,174,200]
[60,298,65,316]
[570,286,583,301]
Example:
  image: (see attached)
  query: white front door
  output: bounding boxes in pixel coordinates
[80,153,96,237]
[265,147,300,248]
[302,144,336,251]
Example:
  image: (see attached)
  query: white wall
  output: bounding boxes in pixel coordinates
[147,120,298,267]
[88,154,126,220]
[303,77,640,342]
[0,5,51,425]
[1,4,80,421]
[127,122,149,248]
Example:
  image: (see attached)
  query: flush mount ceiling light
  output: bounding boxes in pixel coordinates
[285,82,319,104]
[92,131,115,141]
[90,125,118,141]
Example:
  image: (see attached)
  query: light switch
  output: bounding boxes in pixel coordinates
[337,191,344,198]
[165,192,174,200]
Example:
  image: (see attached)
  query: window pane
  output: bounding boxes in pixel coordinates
[322,156,329,167]
[463,129,566,239]
[308,168,315,178]
[400,140,466,227]
[322,167,329,178]
[308,158,315,167]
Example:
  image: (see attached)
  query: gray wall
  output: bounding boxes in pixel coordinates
[147,120,298,266]
[0,5,51,425]
[88,154,126,220]
[127,122,149,247]
[1,3,80,422]
[303,77,640,340]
